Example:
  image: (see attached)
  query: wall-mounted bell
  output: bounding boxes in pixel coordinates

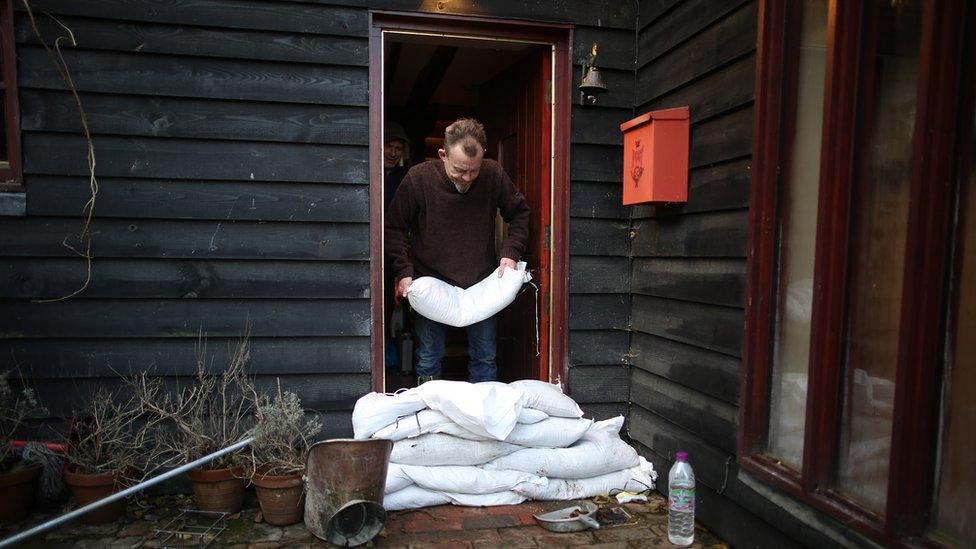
[579,43,608,105]
[579,66,607,105]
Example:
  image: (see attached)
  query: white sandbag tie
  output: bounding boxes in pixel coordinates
[407,261,531,328]
[351,388,426,440]
[372,409,457,442]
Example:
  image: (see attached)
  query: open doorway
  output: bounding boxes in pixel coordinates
[369,14,570,392]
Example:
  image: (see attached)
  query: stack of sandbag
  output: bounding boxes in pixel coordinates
[351,379,657,511]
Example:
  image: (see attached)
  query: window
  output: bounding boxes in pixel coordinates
[931,104,976,547]
[0,0,21,191]
[742,1,974,546]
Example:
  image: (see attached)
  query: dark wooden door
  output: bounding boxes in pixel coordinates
[478,48,551,382]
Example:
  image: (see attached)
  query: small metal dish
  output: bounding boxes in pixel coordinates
[533,502,601,532]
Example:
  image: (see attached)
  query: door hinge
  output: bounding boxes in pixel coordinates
[545,80,552,103]
[543,225,551,251]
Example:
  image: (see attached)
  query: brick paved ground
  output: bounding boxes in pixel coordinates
[7,492,727,548]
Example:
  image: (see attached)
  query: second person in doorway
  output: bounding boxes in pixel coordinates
[385,118,531,384]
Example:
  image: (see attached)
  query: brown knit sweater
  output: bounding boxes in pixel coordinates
[385,159,531,289]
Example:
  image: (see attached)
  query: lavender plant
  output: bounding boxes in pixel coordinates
[246,381,322,477]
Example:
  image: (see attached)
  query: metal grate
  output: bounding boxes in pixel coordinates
[148,509,229,548]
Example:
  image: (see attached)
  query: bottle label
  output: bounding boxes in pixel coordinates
[669,486,695,512]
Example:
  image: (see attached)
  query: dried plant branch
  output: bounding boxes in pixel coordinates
[130,331,256,470]
[22,0,98,303]
[64,387,162,477]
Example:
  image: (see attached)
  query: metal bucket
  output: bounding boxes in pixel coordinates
[304,438,393,547]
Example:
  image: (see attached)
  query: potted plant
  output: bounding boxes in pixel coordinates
[0,371,45,526]
[245,381,322,526]
[134,335,254,516]
[62,388,154,525]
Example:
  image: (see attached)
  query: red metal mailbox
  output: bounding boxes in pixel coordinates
[619,107,690,205]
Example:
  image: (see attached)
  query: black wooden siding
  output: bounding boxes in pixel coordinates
[562,13,635,420]
[1,0,636,435]
[629,2,878,548]
[2,0,373,436]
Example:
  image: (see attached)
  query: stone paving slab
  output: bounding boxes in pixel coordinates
[4,492,727,548]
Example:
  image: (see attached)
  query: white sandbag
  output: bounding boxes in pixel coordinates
[352,389,427,439]
[384,485,526,511]
[372,409,497,442]
[385,463,412,493]
[504,417,593,448]
[509,379,583,418]
[484,436,639,479]
[384,485,451,511]
[583,416,625,440]
[429,417,591,447]
[517,408,549,424]
[429,422,493,441]
[445,490,526,507]
[407,261,531,328]
[514,457,657,501]
[391,434,522,466]
[419,380,525,440]
[389,464,545,495]
[372,409,453,441]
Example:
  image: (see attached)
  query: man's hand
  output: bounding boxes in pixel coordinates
[398,277,413,297]
[497,257,517,277]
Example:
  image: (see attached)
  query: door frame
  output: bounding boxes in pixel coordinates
[368,10,572,392]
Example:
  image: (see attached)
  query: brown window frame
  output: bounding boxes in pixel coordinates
[0,0,22,192]
[741,0,974,546]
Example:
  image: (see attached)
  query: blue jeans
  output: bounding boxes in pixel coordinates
[413,313,497,383]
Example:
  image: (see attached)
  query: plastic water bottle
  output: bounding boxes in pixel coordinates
[668,451,695,546]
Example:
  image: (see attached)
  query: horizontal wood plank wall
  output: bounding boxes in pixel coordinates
[630,0,761,545]
[2,0,636,439]
[629,3,875,548]
[4,0,372,439]
[566,22,634,421]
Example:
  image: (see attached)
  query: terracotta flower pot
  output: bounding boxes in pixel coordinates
[186,466,245,516]
[0,462,42,525]
[252,470,305,526]
[63,468,126,524]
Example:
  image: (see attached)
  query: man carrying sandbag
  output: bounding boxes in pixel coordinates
[385,118,530,385]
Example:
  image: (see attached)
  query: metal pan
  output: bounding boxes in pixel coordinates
[533,502,601,532]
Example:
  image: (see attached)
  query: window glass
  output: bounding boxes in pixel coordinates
[835,0,923,512]
[931,107,976,547]
[766,0,829,470]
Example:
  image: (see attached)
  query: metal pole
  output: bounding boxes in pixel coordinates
[0,437,254,548]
